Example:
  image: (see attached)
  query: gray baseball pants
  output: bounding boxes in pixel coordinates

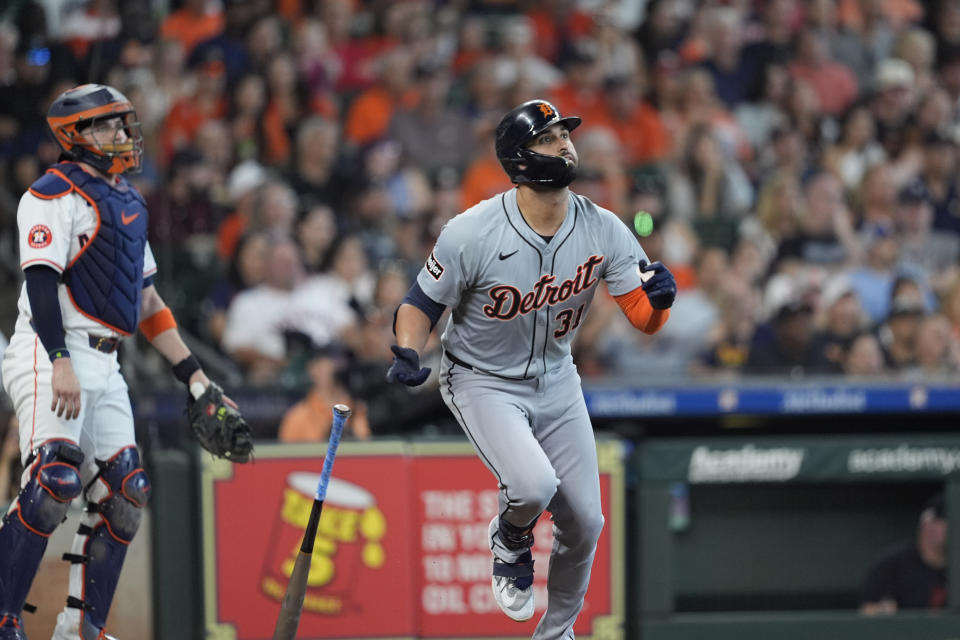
[439,352,604,640]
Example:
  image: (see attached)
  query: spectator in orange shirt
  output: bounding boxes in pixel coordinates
[217,160,268,261]
[549,38,610,128]
[344,46,419,147]
[459,118,513,211]
[159,51,229,165]
[603,75,671,169]
[278,345,371,442]
[160,0,225,57]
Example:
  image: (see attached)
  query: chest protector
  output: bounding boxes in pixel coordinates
[33,162,149,335]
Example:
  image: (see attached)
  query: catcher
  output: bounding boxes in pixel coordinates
[0,84,252,640]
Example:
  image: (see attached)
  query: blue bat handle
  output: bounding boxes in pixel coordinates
[316,404,350,501]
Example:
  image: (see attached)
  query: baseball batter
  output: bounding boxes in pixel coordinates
[387,99,676,638]
[0,84,237,640]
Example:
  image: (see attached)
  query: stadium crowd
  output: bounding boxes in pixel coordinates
[1,0,959,434]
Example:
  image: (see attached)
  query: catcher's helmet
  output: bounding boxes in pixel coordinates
[47,84,143,174]
[495,99,581,188]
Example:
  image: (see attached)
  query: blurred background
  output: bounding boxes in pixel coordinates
[0,0,959,639]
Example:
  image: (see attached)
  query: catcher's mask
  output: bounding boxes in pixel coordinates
[47,83,143,175]
[495,99,581,188]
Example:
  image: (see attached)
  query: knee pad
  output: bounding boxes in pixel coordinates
[86,445,151,542]
[15,439,84,534]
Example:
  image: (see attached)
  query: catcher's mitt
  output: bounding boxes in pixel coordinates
[187,382,254,463]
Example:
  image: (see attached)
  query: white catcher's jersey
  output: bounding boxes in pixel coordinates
[13,190,158,339]
[418,188,648,378]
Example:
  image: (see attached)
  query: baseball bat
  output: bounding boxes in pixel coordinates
[272,403,352,640]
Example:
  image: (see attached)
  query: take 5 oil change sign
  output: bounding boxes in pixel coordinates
[200,440,624,639]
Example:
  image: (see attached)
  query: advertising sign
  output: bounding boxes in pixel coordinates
[201,440,624,639]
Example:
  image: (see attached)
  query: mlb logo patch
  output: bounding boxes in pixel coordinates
[425,251,444,280]
[28,224,52,249]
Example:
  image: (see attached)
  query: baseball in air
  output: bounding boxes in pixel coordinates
[634,211,654,237]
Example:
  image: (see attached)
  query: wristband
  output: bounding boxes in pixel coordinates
[49,349,71,362]
[172,354,201,385]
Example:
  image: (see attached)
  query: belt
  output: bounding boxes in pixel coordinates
[445,351,476,371]
[28,320,120,354]
[444,351,531,381]
[88,335,120,353]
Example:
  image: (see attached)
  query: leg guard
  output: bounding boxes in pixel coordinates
[0,440,83,627]
[499,513,539,551]
[63,446,150,634]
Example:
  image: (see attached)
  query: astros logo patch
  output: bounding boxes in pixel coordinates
[28,224,52,249]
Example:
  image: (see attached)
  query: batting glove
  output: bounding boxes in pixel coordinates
[386,345,431,386]
[639,260,677,310]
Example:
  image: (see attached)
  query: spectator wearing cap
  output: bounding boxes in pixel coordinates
[846,221,901,324]
[860,493,947,615]
[811,275,868,373]
[916,129,960,236]
[895,179,960,290]
[387,59,472,176]
[744,275,821,376]
[217,159,268,260]
[876,289,926,370]
[788,27,859,117]
[278,344,371,442]
[870,58,917,158]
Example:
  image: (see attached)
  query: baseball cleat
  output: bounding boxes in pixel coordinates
[51,611,117,640]
[489,516,535,622]
[0,614,27,640]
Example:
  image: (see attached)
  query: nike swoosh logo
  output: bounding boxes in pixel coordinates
[121,210,140,225]
[499,250,519,260]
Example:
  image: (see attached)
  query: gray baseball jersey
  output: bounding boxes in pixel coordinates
[417,188,649,377]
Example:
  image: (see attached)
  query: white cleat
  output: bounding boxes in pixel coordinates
[51,611,117,640]
[489,516,535,622]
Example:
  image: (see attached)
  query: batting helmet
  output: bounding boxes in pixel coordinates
[495,99,582,188]
[47,84,143,175]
